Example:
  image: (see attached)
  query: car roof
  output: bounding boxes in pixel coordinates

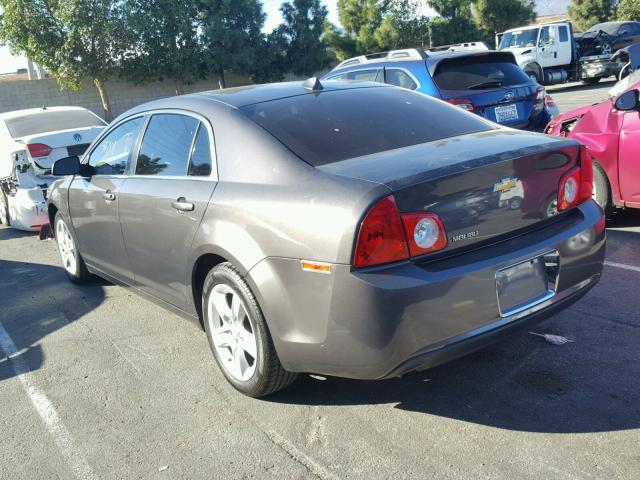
[0,106,90,121]
[118,80,390,119]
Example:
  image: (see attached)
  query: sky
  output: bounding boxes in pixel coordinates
[0,0,572,74]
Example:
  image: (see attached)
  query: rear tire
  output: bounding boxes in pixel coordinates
[0,187,10,226]
[592,163,611,214]
[54,213,91,283]
[202,262,297,397]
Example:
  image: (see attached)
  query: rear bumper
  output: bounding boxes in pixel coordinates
[7,187,48,231]
[247,200,605,379]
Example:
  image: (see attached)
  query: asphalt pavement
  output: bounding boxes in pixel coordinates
[1,81,639,479]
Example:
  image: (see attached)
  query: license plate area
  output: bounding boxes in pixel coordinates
[495,104,519,123]
[496,250,559,318]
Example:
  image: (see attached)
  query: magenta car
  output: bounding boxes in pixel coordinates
[545,65,640,213]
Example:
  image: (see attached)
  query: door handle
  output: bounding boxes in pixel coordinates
[171,197,194,212]
[103,191,116,201]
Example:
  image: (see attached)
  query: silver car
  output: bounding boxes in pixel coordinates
[47,80,605,397]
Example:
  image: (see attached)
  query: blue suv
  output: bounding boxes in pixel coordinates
[322,45,552,131]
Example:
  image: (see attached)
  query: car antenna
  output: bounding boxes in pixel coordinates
[303,77,323,91]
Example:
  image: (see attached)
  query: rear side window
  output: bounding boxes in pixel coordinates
[188,124,212,176]
[136,114,198,176]
[6,110,106,139]
[559,26,569,42]
[385,69,418,90]
[240,87,492,166]
[88,117,143,175]
[433,56,531,90]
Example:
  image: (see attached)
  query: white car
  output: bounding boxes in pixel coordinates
[0,106,106,231]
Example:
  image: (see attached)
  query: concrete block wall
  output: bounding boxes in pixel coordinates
[0,73,252,120]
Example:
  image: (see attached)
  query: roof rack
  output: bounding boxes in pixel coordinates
[333,48,428,70]
[424,41,490,54]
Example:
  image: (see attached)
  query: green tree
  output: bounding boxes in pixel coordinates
[427,0,473,18]
[326,0,399,60]
[568,0,616,31]
[389,0,431,47]
[121,0,205,95]
[473,0,536,35]
[276,0,332,77]
[0,0,126,120]
[616,0,640,21]
[198,0,265,88]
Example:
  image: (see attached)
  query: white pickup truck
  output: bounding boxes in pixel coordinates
[497,21,621,85]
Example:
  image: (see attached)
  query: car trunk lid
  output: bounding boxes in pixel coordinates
[16,126,105,171]
[319,130,581,255]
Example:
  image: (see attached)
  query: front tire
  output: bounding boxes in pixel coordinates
[582,77,601,85]
[203,262,297,397]
[592,163,611,214]
[54,213,91,283]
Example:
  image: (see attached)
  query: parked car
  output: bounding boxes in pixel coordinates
[322,46,555,131]
[0,106,106,230]
[47,80,604,397]
[545,44,640,213]
[576,21,640,57]
[498,21,620,86]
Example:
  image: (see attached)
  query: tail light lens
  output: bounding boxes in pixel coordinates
[544,94,556,107]
[353,196,448,268]
[557,146,593,211]
[534,87,545,112]
[401,213,448,256]
[446,98,475,112]
[353,196,409,268]
[27,143,53,158]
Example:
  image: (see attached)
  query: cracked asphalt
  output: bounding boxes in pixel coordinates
[1,82,639,479]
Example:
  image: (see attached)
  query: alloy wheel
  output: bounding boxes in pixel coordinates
[56,219,77,275]
[207,284,258,382]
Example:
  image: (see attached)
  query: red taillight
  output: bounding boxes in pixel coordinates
[27,143,53,158]
[353,196,409,268]
[353,196,449,268]
[401,212,448,256]
[557,146,593,211]
[544,94,556,107]
[446,98,475,112]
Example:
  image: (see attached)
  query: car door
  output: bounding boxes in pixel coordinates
[118,112,217,309]
[68,116,145,281]
[618,100,640,204]
[538,26,558,68]
[615,24,635,50]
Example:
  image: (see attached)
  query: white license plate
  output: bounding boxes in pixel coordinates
[495,104,519,123]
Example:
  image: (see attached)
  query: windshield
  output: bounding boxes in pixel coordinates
[499,29,539,49]
[5,110,106,139]
[588,23,620,35]
[240,87,492,166]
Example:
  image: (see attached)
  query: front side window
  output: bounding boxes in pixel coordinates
[188,124,212,177]
[136,114,198,176]
[88,117,144,175]
[385,69,418,90]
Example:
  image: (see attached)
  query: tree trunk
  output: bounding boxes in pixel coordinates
[218,67,226,89]
[93,78,112,122]
[174,79,185,96]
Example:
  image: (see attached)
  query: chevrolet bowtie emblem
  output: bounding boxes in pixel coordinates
[493,177,518,193]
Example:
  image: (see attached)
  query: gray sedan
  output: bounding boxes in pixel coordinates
[46,80,605,397]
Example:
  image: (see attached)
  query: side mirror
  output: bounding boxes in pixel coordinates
[614,90,640,111]
[52,156,80,176]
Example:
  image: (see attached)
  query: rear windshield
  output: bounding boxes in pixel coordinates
[433,56,531,91]
[239,87,492,166]
[5,110,106,138]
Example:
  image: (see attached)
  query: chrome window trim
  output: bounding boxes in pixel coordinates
[83,108,218,181]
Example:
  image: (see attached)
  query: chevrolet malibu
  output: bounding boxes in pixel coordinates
[47,80,605,397]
